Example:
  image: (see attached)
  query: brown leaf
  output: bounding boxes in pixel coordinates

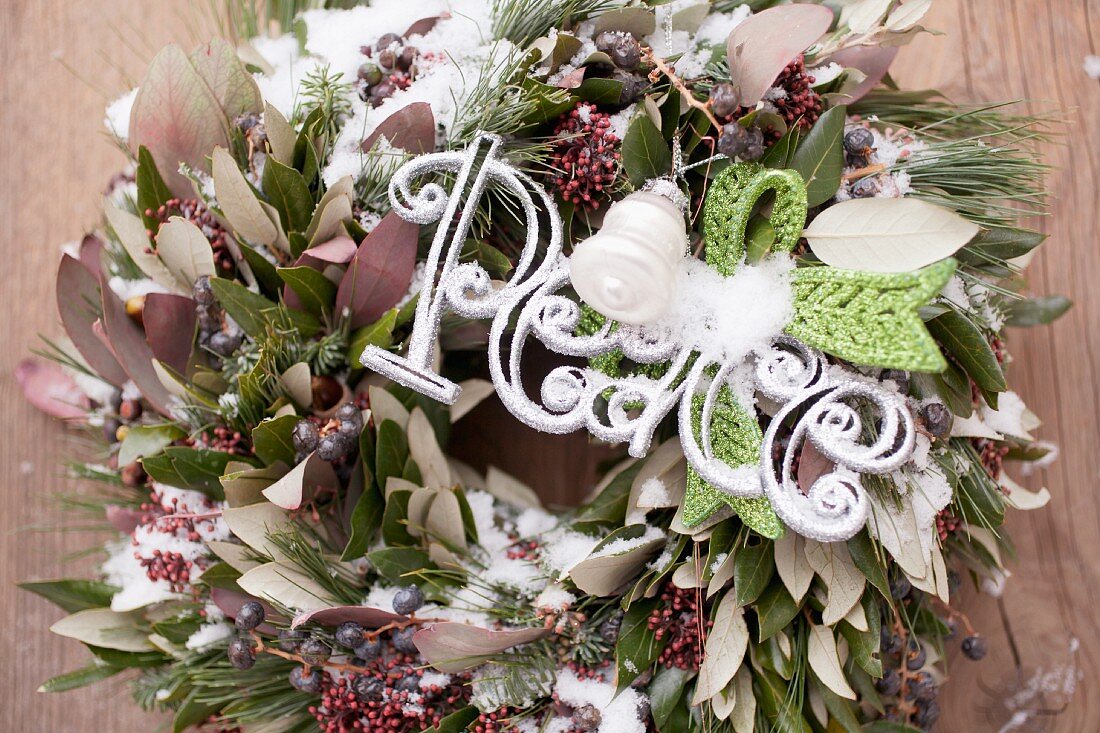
[15,359,88,419]
[335,211,418,328]
[142,292,197,374]
[57,255,128,386]
[404,12,449,37]
[290,605,404,629]
[78,234,105,275]
[100,284,174,416]
[412,622,551,673]
[361,102,436,154]
[261,452,339,510]
[128,44,230,196]
[824,45,899,103]
[105,505,144,534]
[797,440,834,494]
[727,5,834,106]
[300,235,357,267]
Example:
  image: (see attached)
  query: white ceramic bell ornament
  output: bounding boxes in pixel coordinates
[568,180,688,325]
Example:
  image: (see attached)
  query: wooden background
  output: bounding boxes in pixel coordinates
[1,1,1097,730]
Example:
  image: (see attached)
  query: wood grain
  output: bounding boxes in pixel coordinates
[0,1,1096,730]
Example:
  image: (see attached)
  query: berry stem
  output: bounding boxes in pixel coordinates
[642,48,722,131]
[842,163,887,181]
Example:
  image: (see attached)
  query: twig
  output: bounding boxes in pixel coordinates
[642,48,722,131]
[842,163,887,181]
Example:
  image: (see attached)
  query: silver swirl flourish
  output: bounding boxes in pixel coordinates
[363,131,918,543]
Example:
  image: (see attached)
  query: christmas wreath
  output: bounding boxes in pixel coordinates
[19,1,1067,732]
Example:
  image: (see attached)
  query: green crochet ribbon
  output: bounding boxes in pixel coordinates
[580,163,953,533]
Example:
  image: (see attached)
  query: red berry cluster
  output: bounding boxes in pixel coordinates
[137,549,193,591]
[973,438,1010,482]
[472,707,520,733]
[309,654,470,732]
[647,584,712,670]
[196,425,252,457]
[506,538,539,561]
[935,509,961,541]
[145,198,235,275]
[770,55,822,131]
[550,103,621,210]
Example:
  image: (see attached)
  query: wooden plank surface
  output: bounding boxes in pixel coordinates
[1,1,1096,730]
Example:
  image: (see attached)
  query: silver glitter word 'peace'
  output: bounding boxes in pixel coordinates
[360,133,915,542]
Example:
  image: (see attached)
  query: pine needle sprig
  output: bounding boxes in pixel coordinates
[491,0,626,46]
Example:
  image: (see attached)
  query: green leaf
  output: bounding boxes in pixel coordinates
[382,489,415,547]
[348,308,399,366]
[173,696,221,733]
[136,146,173,231]
[813,674,863,733]
[343,484,385,560]
[846,530,890,598]
[926,309,1007,392]
[118,424,185,466]
[208,277,320,338]
[1004,295,1072,327]
[262,157,314,234]
[576,461,642,526]
[38,663,123,693]
[956,226,1046,266]
[278,266,337,317]
[755,667,812,733]
[195,562,241,591]
[375,419,409,487]
[615,598,665,692]
[426,706,480,732]
[755,583,800,641]
[762,126,801,169]
[862,722,924,732]
[20,580,119,613]
[744,216,776,263]
[788,259,957,372]
[365,546,434,582]
[622,115,672,187]
[141,447,235,498]
[237,241,283,299]
[575,76,625,106]
[790,105,846,207]
[647,666,694,730]
[734,539,775,606]
[251,415,300,465]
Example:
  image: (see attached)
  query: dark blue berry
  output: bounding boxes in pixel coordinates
[843,127,875,156]
[962,635,988,660]
[875,669,901,696]
[392,626,418,655]
[335,621,364,649]
[234,601,265,630]
[278,628,307,653]
[289,666,323,693]
[354,637,382,659]
[354,675,384,700]
[228,637,255,669]
[299,637,331,665]
[906,641,927,671]
[392,585,425,615]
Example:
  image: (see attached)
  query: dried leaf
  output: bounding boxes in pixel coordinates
[408,408,452,488]
[142,292,197,373]
[844,0,892,33]
[335,211,419,328]
[692,593,749,704]
[886,0,932,31]
[804,540,864,625]
[128,44,229,196]
[221,502,294,560]
[291,605,404,629]
[804,197,979,273]
[485,466,542,510]
[261,452,339,510]
[730,666,756,733]
[426,488,467,551]
[569,527,665,596]
[154,218,208,277]
[279,362,312,408]
[773,531,813,602]
[56,255,127,385]
[212,146,278,247]
[236,562,336,612]
[450,379,495,422]
[413,623,550,673]
[15,359,88,419]
[263,102,297,164]
[368,385,411,431]
[307,193,354,248]
[727,5,834,106]
[807,623,857,699]
[104,203,188,295]
[50,608,153,652]
[361,102,436,154]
